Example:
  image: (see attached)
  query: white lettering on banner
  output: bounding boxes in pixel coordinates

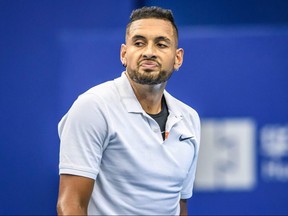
[194,118,256,191]
[262,161,288,181]
[195,120,288,191]
[261,125,288,158]
[261,124,288,182]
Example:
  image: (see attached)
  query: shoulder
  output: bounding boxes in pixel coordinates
[58,80,117,142]
[70,79,120,111]
[83,80,118,100]
[60,79,119,126]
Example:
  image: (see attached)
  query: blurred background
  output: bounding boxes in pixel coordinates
[1,0,288,214]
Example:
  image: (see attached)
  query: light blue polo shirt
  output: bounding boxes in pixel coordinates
[58,72,201,215]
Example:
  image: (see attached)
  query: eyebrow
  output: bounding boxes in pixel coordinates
[131,35,146,42]
[155,36,171,45]
[131,35,172,44]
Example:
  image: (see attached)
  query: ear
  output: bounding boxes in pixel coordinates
[120,44,127,67]
[174,48,184,71]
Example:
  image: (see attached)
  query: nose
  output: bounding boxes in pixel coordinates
[142,43,156,59]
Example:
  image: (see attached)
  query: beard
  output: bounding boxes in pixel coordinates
[126,63,173,85]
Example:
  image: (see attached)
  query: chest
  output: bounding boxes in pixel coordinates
[100,112,197,185]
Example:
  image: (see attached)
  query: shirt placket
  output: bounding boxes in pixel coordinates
[165,113,183,140]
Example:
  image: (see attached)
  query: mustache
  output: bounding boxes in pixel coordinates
[138,58,161,67]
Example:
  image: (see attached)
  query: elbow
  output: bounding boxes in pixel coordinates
[56,200,64,215]
[56,199,87,215]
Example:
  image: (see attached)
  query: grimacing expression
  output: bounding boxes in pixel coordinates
[121,18,183,85]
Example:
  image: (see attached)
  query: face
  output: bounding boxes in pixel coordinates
[120,18,184,85]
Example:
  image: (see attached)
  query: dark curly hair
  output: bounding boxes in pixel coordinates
[126,6,178,45]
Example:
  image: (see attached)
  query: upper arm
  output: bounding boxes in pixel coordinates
[59,94,110,180]
[57,174,95,215]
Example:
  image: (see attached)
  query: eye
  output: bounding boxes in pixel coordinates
[134,41,145,47]
[157,43,168,48]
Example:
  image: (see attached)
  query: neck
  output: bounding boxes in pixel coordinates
[126,74,166,114]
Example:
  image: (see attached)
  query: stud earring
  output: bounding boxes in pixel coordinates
[122,59,127,67]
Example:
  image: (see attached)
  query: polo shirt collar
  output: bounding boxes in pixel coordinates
[114,72,183,119]
[114,72,144,114]
[163,91,183,119]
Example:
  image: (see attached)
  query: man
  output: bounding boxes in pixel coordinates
[57,6,200,215]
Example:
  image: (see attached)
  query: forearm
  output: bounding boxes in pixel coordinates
[179,199,188,216]
[57,175,94,216]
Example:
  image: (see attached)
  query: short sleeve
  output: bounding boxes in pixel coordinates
[180,146,199,199]
[180,111,201,199]
[58,93,109,180]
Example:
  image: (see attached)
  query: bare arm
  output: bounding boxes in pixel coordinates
[179,199,188,216]
[57,174,94,215]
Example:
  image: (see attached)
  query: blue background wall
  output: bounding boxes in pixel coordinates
[1,0,288,215]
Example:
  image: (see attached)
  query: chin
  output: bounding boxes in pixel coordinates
[140,68,159,74]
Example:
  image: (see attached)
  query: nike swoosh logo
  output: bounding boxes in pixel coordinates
[179,135,193,141]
